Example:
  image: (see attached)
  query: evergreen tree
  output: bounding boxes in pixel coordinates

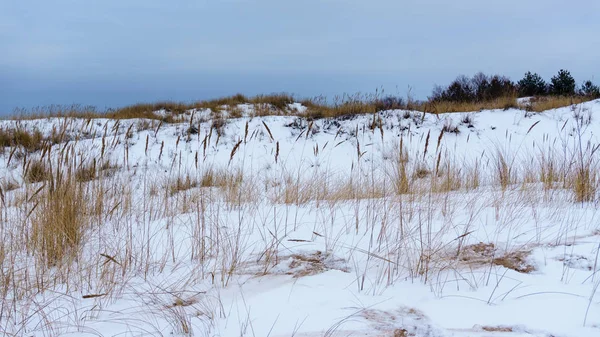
[517,71,547,97]
[580,80,600,98]
[549,69,576,96]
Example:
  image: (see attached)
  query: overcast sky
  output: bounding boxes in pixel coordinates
[1,1,599,114]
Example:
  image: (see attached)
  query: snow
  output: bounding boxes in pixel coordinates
[1,100,600,336]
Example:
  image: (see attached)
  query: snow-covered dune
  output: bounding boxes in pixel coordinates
[1,101,599,336]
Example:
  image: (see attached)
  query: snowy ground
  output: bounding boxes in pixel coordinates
[1,101,600,336]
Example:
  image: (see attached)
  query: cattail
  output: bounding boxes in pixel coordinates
[229,140,242,164]
[262,121,274,141]
[307,121,313,139]
[7,147,17,167]
[275,142,279,163]
[154,120,163,138]
[189,110,195,128]
[334,128,341,140]
[244,121,249,143]
[159,141,164,161]
[145,134,149,156]
[207,126,213,145]
[527,120,540,135]
[436,129,444,153]
[125,141,129,170]
[101,135,106,158]
[111,123,119,148]
[126,124,133,139]
[423,131,430,160]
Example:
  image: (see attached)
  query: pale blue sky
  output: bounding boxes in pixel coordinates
[2,1,599,114]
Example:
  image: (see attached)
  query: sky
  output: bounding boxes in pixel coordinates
[1,0,600,115]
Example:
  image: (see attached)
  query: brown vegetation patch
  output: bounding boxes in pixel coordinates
[459,242,496,264]
[526,95,595,112]
[286,251,347,278]
[493,251,535,273]
[25,160,50,183]
[458,243,535,273]
[481,325,514,332]
[0,128,45,152]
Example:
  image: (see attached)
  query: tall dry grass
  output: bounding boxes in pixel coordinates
[526,95,596,112]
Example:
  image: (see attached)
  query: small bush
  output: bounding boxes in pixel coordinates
[431,75,475,102]
[460,114,475,127]
[441,119,460,134]
[375,96,405,111]
[211,116,227,136]
[473,73,516,101]
[430,73,516,108]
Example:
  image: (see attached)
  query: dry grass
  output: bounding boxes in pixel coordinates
[1,178,20,192]
[427,95,518,114]
[200,168,237,188]
[458,243,535,273]
[25,159,50,183]
[492,250,535,273]
[526,95,596,112]
[75,160,97,182]
[106,102,182,121]
[10,104,99,119]
[493,149,513,191]
[481,326,514,332]
[573,167,596,203]
[0,127,45,152]
[250,93,295,110]
[169,175,199,196]
[30,175,89,266]
[8,92,596,124]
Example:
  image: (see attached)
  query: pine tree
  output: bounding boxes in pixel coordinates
[517,71,547,97]
[549,69,576,96]
[580,80,600,98]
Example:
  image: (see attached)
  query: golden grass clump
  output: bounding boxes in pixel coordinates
[0,128,45,152]
[30,178,89,266]
[250,93,295,110]
[25,159,50,183]
[75,160,97,182]
[169,175,199,196]
[573,167,596,203]
[106,102,181,122]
